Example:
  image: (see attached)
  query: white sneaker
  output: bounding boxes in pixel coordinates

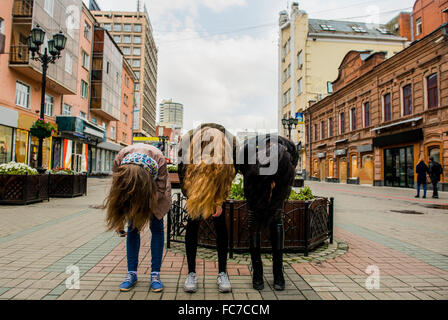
[217,272,232,293]
[184,272,198,293]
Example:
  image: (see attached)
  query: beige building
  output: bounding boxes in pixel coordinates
[92,8,158,137]
[159,99,183,129]
[278,2,409,172]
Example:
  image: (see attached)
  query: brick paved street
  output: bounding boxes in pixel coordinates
[0,178,447,300]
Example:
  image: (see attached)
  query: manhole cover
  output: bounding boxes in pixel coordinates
[390,210,424,215]
[423,204,448,210]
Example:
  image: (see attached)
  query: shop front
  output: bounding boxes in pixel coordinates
[334,146,348,184]
[92,141,123,174]
[56,116,106,173]
[0,106,18,164]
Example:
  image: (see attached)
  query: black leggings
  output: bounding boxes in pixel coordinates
[185,213,228,273]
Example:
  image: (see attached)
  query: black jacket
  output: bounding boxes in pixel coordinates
[429,161,442,183]
[416,161,429,184]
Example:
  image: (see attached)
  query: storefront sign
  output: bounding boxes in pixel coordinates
[317,152,326,159]
[335,149,347,156]
[295,112,304,124]
[357,144,373,153]
[0,106,18,128]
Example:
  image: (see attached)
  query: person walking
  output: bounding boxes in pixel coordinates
[104,144,171,292]
[429,157,443,199]
[415,157,429,198]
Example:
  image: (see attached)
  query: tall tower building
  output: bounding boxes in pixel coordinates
[92,5,158,137]
[159,99,183,129]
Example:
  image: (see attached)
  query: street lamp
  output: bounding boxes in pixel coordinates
[27,25,67,173]
[282,117,299,139]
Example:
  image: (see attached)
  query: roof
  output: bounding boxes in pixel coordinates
[308,19,408,41]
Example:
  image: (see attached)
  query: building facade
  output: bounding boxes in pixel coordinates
[159,99,183,129]
[0,0,80,168]
[305,24,448,190]
[413,0,448,40]
[116,58,136,147]
[278,2,409,174]
[92,9,158,137]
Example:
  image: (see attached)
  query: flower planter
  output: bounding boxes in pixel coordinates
[169,172,180,188]
[49,174,87,198]
[30,127,52,139]
[0,174,49,205]
[168,194,334,256]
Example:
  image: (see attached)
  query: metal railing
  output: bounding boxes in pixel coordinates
[13,0,33,17]
[9,44,29,64]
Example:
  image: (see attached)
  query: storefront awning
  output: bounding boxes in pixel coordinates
[0,106,18,128]
[335,138,348,144]
[373,128,423,148]
[97,141,124,152]
[316,143,327,149]
[371,117,422,134]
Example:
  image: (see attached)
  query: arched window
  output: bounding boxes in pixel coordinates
[428,146,440,163]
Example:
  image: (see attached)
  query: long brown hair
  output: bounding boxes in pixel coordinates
[183,127,236,220]
[104,164,157,231]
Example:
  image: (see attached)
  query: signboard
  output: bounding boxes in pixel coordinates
[63,139,72,169]
[295,112,304,124]
[133,137,160,142]
[335,149,347,156]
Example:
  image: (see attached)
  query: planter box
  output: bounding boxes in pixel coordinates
[293,178,304,188]
[0,174,49,205]
[169,172,180,188]
[168,194,334,256]
[49,174,87,198]
[347,178,360,185]
[325,178,339,183]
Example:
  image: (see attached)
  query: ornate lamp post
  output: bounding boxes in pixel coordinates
[282,117,299,140]
[27,25,67,173]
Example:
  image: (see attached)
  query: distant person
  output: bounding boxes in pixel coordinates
[415,158,429,199]
[429,157,443,199]
[104,144,171,293]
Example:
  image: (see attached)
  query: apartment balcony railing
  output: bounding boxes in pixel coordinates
[13,0,33,17]
[9,45,29,64]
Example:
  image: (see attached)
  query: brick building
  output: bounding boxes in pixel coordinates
[413,0,448,40]
[305,24,448,190]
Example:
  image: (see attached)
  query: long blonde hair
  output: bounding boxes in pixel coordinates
[183,127,235,219]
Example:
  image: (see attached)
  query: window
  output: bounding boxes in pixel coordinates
[297,50,303,68]
[283,64,291,82]
[134,83,140,91]
[0,18,4,34]
[297,78,303,95]
[15,81,30,108]
[113,24,122,32]
[428,147,440,164]
[103,23,111,31]
[328,117,333,137]
[327,81,333,94]
[363,102,370,127]
[92,117,97,124]
[84,22,91,40]
[44,0,54,16]
[134,24,142,32]
[134,71,140,79]
[339,112,345,134]
[133,36,141,44]
[282,38,290,58]
[123,35,131,44]
[314,124,318,141]
[106,61,110,74]
[82,51,89,69]
[123,47,131,55]
[351,25,367,33]
[321,120,325,139]
[123,94,128,106]
[427,73,438,109]
[113,35,121,43]
[402,84,412,116]
[283,89,291,106]
[63,104,72,116]
[122,132,127,142]
[110,126,116,140]
[416,18,422,36]
[44,94,53,116]
[320,24,335,31]
[383,93,391,121]
[81,80,88,99]
[124,24,132,32]
[65,54,72,74]
[133,47,141,56]
[80,111,86,119]
[350,108,356,131]
[123,113,128,124]
[132,59,141,67]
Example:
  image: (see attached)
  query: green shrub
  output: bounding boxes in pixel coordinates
[167,164,178,173]
[289,186,314,201]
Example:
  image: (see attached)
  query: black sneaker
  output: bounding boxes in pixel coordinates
[414,195,419,198]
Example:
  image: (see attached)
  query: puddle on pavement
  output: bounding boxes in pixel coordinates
[422,204,448,211]
[390,210,424,215]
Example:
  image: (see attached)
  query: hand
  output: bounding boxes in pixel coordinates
[212,206,223,218]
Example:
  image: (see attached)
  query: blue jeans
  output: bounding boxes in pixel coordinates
[126,217,164,273]
[416,182,427,197]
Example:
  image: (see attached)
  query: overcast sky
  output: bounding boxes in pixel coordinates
[91,0,415,134]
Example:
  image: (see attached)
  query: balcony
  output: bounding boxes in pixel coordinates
[13,0,33,18]
[9,44,29,64]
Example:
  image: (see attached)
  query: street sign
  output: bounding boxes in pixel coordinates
[295,112,304,124]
